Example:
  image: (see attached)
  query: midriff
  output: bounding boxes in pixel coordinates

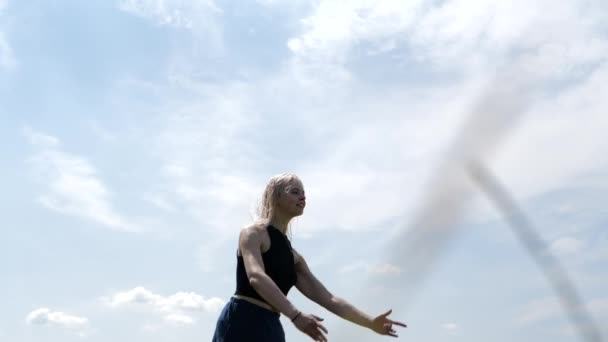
[233,294,280,313]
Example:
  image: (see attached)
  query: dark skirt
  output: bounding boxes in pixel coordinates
[212,297,286,342]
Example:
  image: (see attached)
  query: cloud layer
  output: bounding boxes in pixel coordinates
[24,127,138,232]
[26,307,90,335]
[107,286,225,325]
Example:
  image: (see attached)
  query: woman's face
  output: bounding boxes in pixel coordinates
[276,180,306,218]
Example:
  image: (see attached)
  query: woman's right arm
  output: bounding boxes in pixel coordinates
[239,227,299,317]
[239,227,328,341]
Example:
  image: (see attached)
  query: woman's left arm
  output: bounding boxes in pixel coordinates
[293,250,407,337]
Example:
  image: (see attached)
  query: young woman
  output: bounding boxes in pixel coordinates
[212,173,406,341]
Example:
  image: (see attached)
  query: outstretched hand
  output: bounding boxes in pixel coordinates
[370,309,407,337]
[293,312,328,342]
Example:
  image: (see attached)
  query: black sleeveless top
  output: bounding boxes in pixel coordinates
[235,225,298,303]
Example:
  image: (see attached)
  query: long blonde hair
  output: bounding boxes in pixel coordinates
[256,173,301,236]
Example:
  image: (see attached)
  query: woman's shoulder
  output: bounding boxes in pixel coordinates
[238,222,271,250]
[239,221,268,239]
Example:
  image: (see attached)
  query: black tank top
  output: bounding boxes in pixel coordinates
[234,225,298,303]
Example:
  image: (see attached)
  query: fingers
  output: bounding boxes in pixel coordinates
[381,308,407,328]
[309,331,327,342]
[386,326,398,337]
[311,315,328,334]
[308,325,328,342]
[298,314,328,341]
[383,324,398,338]
[377,320,406,337]
[312,314,325,321]
[390,320,408,328]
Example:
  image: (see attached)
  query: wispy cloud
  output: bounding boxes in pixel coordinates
[143,85,266,235]
[288,0,607,76]
[518,296,608,338]
[102,0,608,249]
[0,32,15,70]
[339,261,401,276]
[588,298,608,318]
[143,192,177,213]
[164,313,194,325]
[164,2,606,237]
[105,286,225,325]
[117,0,222,29]
[517,297,561,324]
[141,51,608,241]
[0,1,16,71]
[3,2,608,342]
[442,322,460,335]
[24,127,138,232]
[26,308,91,336]
[550,237,584,256]
[86,120,118,142]
[197,236,234,273]
[492,64,608,199]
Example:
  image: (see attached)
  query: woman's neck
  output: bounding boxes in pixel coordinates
[268,213,291,235]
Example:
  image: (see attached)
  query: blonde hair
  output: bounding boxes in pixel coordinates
[256,173,302,234]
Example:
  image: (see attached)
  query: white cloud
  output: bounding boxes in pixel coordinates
[255,0,306,7]
[26,308,90,334]
[148,56,608,241]
[338,261,369,274]
[141,323,160,333]
[0,1,16,71]
[588,298,608,318]
[491,63,608,199]
[24,127,60,146]
[339,261,401,276]
[197,237,234,273]
[117,0,221,29]
[4,2,608,342]
[165,313,194,326]
[550,237,584,256]
[517,297,561,324]
[371,263,401,275]
[0,32,15,70]
[106,286,225,325]
[518,297,608,339]
[143,192,177,212]
[263,0,608,237]
[287,0,422,60]
[115,0,608,243]
[146,78,447,235]
[87,120,117,142]
[147,86,267,235]
[24,127,138,232]
[287,0,607,76]
[442,322,460,335]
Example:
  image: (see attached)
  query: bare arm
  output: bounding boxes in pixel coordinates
[294,250,407,337]
[239,227,299,318]
[294,250,373,328]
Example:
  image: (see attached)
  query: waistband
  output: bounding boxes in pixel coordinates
[232,295,280,316]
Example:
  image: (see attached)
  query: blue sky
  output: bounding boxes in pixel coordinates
[1,0,607,341]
